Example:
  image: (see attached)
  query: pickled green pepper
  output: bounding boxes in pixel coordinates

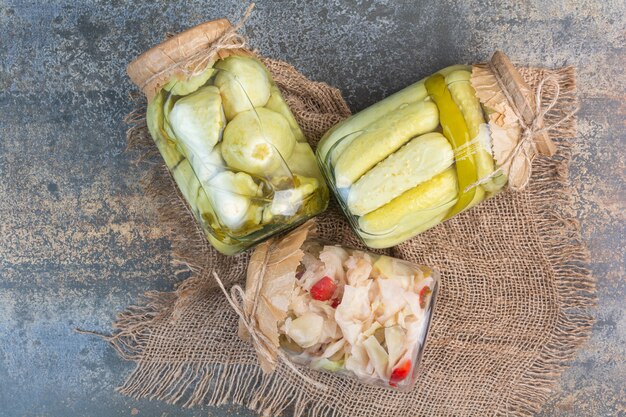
[425,73,477,218]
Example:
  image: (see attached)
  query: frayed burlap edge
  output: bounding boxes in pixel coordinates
[493,66,595,416]
[108,63,595,417]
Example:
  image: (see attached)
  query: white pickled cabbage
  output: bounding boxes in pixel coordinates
[345,343,375,380]
[376,278,408,324]
[385,326,407,369]
[321,338,346,359]
[311,358,343,372]
[319,245,349,284]
[363,335,389,380]
[309,300,342,344]
[345,254,373,287]
[299,267,326,292]
[279,245,435,387]
[334,283,372,345]
[285,312,324,348]
[372,255,415,286]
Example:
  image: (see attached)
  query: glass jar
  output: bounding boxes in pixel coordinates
[128,20,328,255]
[317,65,509,248]
[278,238,438,390]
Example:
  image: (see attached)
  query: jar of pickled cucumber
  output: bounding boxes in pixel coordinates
[317,52,555,248]
[127,19,328,255]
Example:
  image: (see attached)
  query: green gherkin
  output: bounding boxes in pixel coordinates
[317,64,471,165]
[358,168,458,244]
[333,100,439,188]
[347,133,454,216]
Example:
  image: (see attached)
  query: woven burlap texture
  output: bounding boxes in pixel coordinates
[114,58,595,417]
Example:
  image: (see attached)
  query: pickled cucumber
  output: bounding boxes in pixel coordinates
[347,133,453,216]
[334,100,439,188]
[363,209,450,249]
[358,168,458,236]
[317,65,471,164]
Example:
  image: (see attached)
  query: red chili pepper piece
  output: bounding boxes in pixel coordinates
[310,276,337,301]
[331,298,341,309]
[390,359,412,386]
[419,286,432,309]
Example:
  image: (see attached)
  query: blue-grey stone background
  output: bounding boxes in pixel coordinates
[0,1,624,416]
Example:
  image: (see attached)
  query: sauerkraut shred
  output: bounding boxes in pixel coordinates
[279,242,434,387]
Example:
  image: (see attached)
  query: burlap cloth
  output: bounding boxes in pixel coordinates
[113,58,595,417]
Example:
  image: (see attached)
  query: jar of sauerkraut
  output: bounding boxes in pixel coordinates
[237,221,439,391]
[127,19,328,255]
[316,52,556,248]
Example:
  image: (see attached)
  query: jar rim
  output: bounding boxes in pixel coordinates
[127,18,250,101]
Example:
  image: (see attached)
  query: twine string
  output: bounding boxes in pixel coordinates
[140,3,255,92]
[211,272,327,391]
[466,72,579,192]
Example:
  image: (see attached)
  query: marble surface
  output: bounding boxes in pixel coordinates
[0,1,624,416]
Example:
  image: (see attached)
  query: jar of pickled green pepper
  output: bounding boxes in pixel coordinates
[317,52,554,248]
[128,19,328,255]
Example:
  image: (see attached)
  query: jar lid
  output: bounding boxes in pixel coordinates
[488,51,556,156]
[127,18,250,101]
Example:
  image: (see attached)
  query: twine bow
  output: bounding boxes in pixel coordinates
[139,3,255,93]
[212,271,328,391]
[469,71,579,192]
